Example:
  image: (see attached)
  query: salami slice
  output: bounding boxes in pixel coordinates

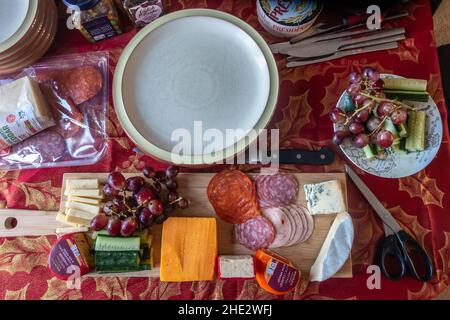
[10,130,66,163]
[235,216,275,251]
[262,207,293,248]
[62,66,103,105]
[208,170,259,224]
[254,173,299,209]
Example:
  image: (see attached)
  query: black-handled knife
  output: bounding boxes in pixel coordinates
[250,147,335,165]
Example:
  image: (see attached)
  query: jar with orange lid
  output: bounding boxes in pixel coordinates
[255,249,301,295]
[64,0,123,43]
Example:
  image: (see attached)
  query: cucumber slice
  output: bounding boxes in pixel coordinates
[396,123,408,138]
[383,118,399,138]
[405,111,427,151]
[383,78,427,92]
[363,145,376,159]
[384,90,429,103]
[95,251,140,268]
[95,235,140,252]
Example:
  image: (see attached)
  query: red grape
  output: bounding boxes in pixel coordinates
[376,130,394,149]
[135,186,157,205]
[377,102,394,117]
[361,98,375,111]
[139,207,153,227]
[167,191,179,203]
[166,165,180,179]
[353,94,365,105]
[113,195,124,206]
[329,108,346,124]
[372,79,385,91]
[143,166,156,178]
[108,172,126,191]
[121,217,138,237]
[125,196,138,208]
[107,217,122,236]
[155,171,166,181]
[353,134,370,148]
[346,83,359,96]
[126,176,145,192]
[332,131,350,146]
[165,179,178,191]
[178,198,189,209]
[91,214,108,231]
[366,117,382,132]
[390,109,408,125]
[349,122,364,135]
[354,109,370,123]
[148,199,164,216]
[103,201,117,214]
[152,181,162,193]
[348,72,362,84]
[103,184,119,197]
[362,67,379,80]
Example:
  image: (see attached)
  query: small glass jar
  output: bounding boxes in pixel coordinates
[120,0,165,28]
[64,0,123,43]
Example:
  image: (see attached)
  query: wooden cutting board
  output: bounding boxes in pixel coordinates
[60,172,353,279]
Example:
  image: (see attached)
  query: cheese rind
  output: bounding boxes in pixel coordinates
[66,208,97,220]
[218,255,255,280]
[67,196,102,205]
[66,179,100,190]
[64,189,103,198]
[66,201,101,215]
[303,180,347,215]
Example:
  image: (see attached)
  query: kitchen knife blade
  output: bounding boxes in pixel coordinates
[249,147,335,165]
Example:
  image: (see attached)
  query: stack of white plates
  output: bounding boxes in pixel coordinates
[0,0,58,76]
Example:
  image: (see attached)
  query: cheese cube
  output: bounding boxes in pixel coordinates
[66,179,100,190]
[56,212,79,227]
[218,255,255,280]
[66,201,101,215]
[303,180,347,215]
[56,226,89,235]
[64,189,103,199]
[64,214,92,227]
[66,208,97,220]
[67,196,102,205]
[161,217,217,282]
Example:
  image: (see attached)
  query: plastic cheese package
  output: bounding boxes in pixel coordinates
[0,52,109,171]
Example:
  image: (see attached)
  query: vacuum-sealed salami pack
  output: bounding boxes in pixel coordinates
[0,52,108,171]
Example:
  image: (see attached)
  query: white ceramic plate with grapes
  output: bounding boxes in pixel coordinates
[334,73,442,178]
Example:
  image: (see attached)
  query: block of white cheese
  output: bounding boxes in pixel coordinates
[66,179,100,190]
[218,255,255,280]
[303,180,347,215]
[56,226,89,235]
[66,208,97,220]
[64,214,92,227]
[56,212,79,227]
[64,189,103,199]
[68,196,102,205]
[66,201,101,215]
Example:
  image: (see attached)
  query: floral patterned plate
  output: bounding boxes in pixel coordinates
[335,74,443,178]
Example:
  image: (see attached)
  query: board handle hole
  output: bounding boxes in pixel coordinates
[4,217,17,230]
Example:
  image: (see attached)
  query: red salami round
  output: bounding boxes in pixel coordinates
[11,131,66,163]
[254,173,299,208]
[235,216,275,251]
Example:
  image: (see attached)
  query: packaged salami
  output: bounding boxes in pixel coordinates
[0,52,108,171]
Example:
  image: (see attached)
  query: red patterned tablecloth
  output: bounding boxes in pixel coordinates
[0,0,449,300]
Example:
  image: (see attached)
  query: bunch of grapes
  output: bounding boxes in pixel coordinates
[330,67,408,150]
[91,165,189,237]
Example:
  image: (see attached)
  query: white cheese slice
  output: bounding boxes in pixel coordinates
[56,226,89,235]
[66,201,101,215]
[64,189,103,198]
[66,179,100,190]
[64,214,92,227]
[218,255,255,279]
[68,196,102,205]
[303,180,347,215]
[66,207,97,220]
[56,212,79,227]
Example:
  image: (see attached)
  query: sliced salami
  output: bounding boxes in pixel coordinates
[254,173,299,209]
[262,207,293,248]
[235,216,275,251]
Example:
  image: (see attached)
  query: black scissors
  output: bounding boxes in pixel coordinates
[346,165,433,281]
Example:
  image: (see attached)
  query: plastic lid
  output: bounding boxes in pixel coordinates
[63,0,100,10]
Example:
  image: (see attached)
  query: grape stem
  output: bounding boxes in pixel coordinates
[169,197,185,206]
[359,92,428,111]
[368,115,389,136]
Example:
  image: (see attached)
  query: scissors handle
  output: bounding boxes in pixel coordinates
[379,234,406,280]
[396,230,433,281]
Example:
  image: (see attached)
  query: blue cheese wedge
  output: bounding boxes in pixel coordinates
[303,180,346,215]
[218,255,255,280]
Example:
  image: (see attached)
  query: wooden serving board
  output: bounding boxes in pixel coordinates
[61,172,353,279]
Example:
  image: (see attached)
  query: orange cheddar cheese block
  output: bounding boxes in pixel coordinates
[160,217,217,282]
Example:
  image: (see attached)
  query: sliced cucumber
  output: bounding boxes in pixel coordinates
[405,111,427,151]
[383,78,427,92]
[95,235,140,252]
[384,90,429,103]
[396,123,408,138]
[383,118,399,138]
[363,145,376,159]
[341,93,356,112]
[95,251,140,268]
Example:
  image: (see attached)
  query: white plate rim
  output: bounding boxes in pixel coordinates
[335,74,443,178]
[113,9,279,165]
